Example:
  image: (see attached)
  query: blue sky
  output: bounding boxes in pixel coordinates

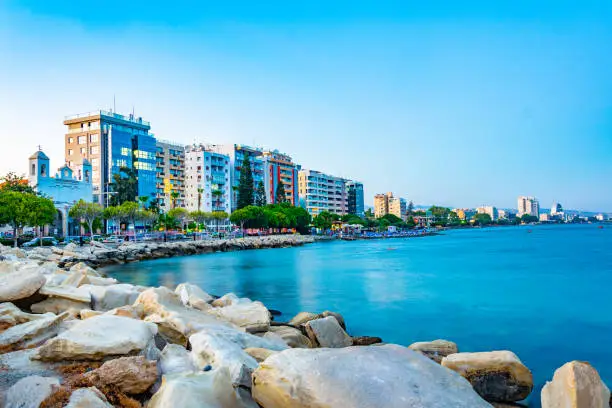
[1,1,611,211]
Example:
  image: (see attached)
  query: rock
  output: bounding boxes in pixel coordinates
[64,242,78,252]
[442,351,533,402]
[245,347,278,362]
[320,311,346,330]
[252,345,492,408]
[288,311,319,326]
[351,336,383,346]
[0,312,66,352]
[82,283,141,311]
[175,282,213,310]
[69,261,101,276]
[211,293,240,307]
[2,248,27,259]
[0,302,45,332]
[148,369,240,408]
[0,269,45,302]
[65,387,113,408]
[159,344,197,376]
[409,339,458,363]
[33,315,157,361]
[210,300,271,333]
[31,298,90,315]
[304,316,352,348]
[62,271,90,287]
[80,309,102,319]
[189,324,288,387]
[87,276,119,286]
[4,375,60,408]
[39,285,92,303]
[268,325,312,348]
[83,355,157,394]
[541,361,610,408]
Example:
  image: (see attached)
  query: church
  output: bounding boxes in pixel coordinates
[28,149,93,236]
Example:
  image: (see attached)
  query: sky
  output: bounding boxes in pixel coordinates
[1,1,611,211]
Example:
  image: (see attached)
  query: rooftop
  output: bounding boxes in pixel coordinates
[64,110,150,128]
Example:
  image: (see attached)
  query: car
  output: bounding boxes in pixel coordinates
[23,237,59,247]
[102,236,123,244]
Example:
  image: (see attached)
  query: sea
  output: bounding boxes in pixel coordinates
[103,224,612,407]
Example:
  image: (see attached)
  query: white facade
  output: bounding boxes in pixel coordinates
[184,144,231,213]
[477,206,499,221]
[298,169,348,216]
[517,196,539,217]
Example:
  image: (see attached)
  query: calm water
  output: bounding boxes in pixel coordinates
[103,224,612,406]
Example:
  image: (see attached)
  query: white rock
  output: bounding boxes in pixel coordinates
[252,345,492,408]
[304,316,352,348]
[39,285,92,303]
[33,315,157,361]
[0,312,65,351]
[159,344,197,376]
[82,283,140,311]
[61,271,90,287]
[268,325,313,348]
[175,283,213,310]
[210,300,271,333]
[69,261,101,277]
[211,293,240,307]
[409,339,458,363]
[65,387,113,408]
[0,302,45,330]
[541,361,610,408]
[4,375,60,408]
[0,269,45,302]
[31,298,90,315]
[148,369,240,408]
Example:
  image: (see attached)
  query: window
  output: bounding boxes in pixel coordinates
[91,158,99,166]
[77,136,86,144]
[121,147,131,156]
[31,163,35,175]
[68,137,74,144]
[90,134,98,143]
[68,149,73,156]
[90,146,99,154]
[80,147,86,154]
[40,164,46,176]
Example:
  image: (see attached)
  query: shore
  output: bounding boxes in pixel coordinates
[0,239,609,407]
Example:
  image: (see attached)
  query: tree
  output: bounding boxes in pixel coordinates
[190,210,210,233]
[472,213,492,226]
[255,182,267,206]
[275,182,287,204]
[69,199,103,240]
[118,201,139,235]
[170,191,180,209]
[103,206,122,235]
[137,195,149,209]
[29,196,56,245]
[0,172,36,194]
[212,211,229,233]
[521,214,539,224]
[236,154,254,209]
[312,211,338,232]
[137,210,157,233]
[407,201,414,216]
[197,188,204,211]
[381,214,403,225]
[230,208,249,235]
[212,190,223,210]
[0,191,55,247]
[109,167,138,205]
[168,208,189,230]
[364,208,374,218]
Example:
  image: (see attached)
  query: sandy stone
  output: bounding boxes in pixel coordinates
[304,316,352,348]
[0,269,46,302]
[31,297,90,315]
[39,285,92,303]
[210,300,271,333]
[4,375,60,408]
[0,312,65,352]
[268,325,313,348]
[541,361,610,408]
[245,347,278,362]
[409,339,458,363]
[65,387,113,408]
[288,311,319,326]
[83,355,157,394]
[175,282,213,310]
[0,302,45,332]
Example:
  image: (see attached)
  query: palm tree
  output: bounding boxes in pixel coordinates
[137,195,149,210]
[170,191,180,209]
[197,188,204,211]
[212,190,223,211]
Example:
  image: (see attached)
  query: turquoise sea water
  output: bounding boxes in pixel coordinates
[103,224,612,406]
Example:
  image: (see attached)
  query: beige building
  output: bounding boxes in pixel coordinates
[389,196,407,220]
[298,169,348,216]
[374,192,406,219]
[155,140,185,209]
[374,193,389,218]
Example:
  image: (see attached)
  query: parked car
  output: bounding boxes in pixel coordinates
[23,237,59,247]
[102,236,123,244]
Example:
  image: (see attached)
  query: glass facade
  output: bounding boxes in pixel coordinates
[347,181,365,216]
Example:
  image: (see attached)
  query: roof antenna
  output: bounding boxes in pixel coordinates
[113,94,116,113]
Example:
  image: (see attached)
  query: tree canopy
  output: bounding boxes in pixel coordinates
[236,155,254,209]
[255,181,267,206]
[472,213,492,225]
[109,167,138,205]
[275,182,287,204]
[0,190,56,247]
[68,199,104,238]
[0,172,36,194]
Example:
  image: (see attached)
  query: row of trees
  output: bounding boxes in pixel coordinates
[312,211,417,232]
[230,203,311,234]
[236,155,290,210]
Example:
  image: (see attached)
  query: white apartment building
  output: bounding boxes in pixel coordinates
[298,169,348,216]
[477,206,499,221]
[517,196,540,217]
[184,144,232,213]
[388,196,407,220]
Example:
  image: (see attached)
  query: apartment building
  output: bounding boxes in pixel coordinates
[184,144,231,213]
[476,206,499,221]
[64,110,156,206]
[346,181,365,216]
[298,169,349,216]
[517,196,540,217]
[155,140,186,209]
[373,193,389,218]
[261,150,300,205]
[389,196,407,220]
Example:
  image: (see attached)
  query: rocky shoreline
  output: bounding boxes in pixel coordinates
[0,242,610,407]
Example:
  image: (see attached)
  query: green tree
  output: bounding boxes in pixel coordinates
[472,213,493,226]
[275,182,287,204]
[236,154,254,209]
[255,181,267,206]
[0,172,36,194]
[109,167,138,205]
[197,188,204,211]
[381,213,403,225]
[364,208,374,219]
[407,200,414,216]
[168,207,189,230]
[103,206,122,235]
[118,201,139,235]
[312,211,338,232]
[0,192,56,247]
[137,195,149,209]
[212,211,229,233]
[521,214,539,224]
[230,208,249,234]
[212,190,223,210]
[170,191,180,209]
[29,196,56,245]
[69,199,104,240]
[190,210,210,232]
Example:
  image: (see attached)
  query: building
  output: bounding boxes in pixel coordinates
[184,144,232,213]
[64,110,156,206]
[346,181,365,216]
[373,193,390,218]
[208,144,264,211]
[550,202,563,216]
[28,149,93,236]
[155,140,186,209]
[389,196,407,220]
[298,169,348,216]
[476,206,499,221]
[261,150,300,205]
[540,213,551,222]
[517,196,540,217]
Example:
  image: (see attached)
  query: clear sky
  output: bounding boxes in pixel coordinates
[1,1,611,211]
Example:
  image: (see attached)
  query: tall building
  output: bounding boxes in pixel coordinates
[389,196,407,220]
[374,193,390,218]
[298,169,348,216]
[346,181,364,216]
[155,140,186,209]
[261,150,300,205]
[64,110,156,206]
[517,196,540,217]
[550,202,563,216]
[184,144,231,213]
[477,206,499,221]
[374,192,405,219]
[208,144,264,211]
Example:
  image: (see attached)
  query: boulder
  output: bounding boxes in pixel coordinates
[175,283,213,310]
[245,347,278,362]
[189,324,288,387]
[304,316,352,348]
[65,387,113,408]
[288,311,319,327]
[33,315,157,361]
[541,361,610,408]
[320,311,346,330]
[159,344,197,376]
[252,345,492,408]
[80,309,102,319]
[409,339,458,363]
[0,302,45,332]
[442,351,533,402]
[0,269,45,302]
[211,293,240,307]
[0,312,66,352]
[210,300,271,333]
[39,285,92,303]
[268,325,312,348]
[61,271,90,287]
[83,355,157,394]
[83,283,141,311]
[87,276,119,286]
[351,336,383,346]
[148,369,240,408]
[4,375,60,408]
[31,298,90,315]
[69,261,101,276]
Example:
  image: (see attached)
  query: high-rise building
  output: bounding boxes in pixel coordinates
[389,196,407,220]
[261,150,300,205]
[184,144,231,213]
[550,202,563,216]
[374,193,390,218]
[208,144,264,211]
[477,206,499,220]
[374,192,405,219]
[64,110,156,206]
[298,169,348,216]
[155,140,186,209]
[346,181,364,216]
[517,196,539,217]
